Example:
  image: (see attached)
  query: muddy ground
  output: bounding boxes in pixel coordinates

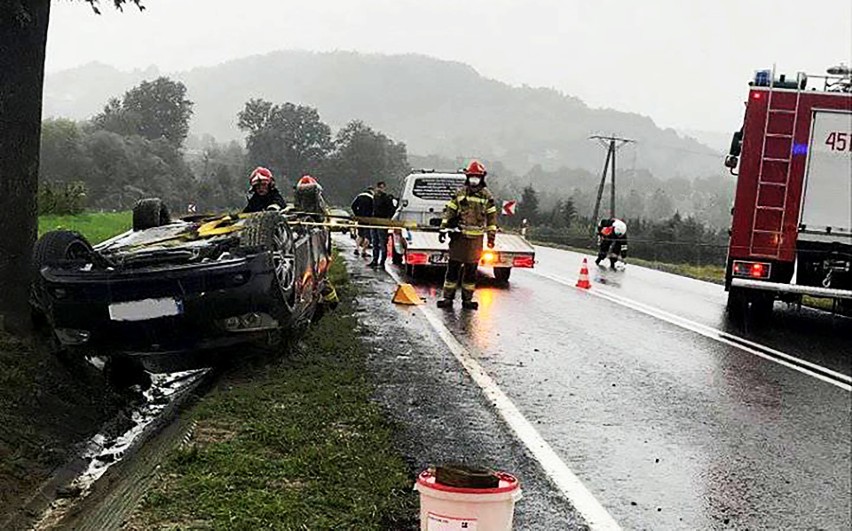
[0,333,125,528]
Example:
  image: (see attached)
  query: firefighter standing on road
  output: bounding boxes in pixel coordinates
[437,160,498,310]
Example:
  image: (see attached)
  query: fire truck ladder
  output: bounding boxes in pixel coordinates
[749,69,804,259]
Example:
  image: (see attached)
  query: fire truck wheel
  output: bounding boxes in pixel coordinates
[726,288,747,319]
[749,291,775,319]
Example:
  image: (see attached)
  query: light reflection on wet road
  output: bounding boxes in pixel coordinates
[399,244,850,530]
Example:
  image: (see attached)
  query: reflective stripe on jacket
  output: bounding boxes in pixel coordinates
[441,187,498,238]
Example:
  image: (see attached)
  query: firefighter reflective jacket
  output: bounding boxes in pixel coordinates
[441,187,498,238]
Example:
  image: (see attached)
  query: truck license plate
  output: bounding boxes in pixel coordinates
[108,298,182,321]
[429,253,449,265]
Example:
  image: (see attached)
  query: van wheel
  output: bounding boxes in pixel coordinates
[494,267,511,283]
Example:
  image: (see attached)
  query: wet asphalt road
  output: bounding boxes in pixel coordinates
[344,238,851,530]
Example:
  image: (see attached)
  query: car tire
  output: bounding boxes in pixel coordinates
[32,230,94,309]
[241,211,297,318]
[133,198,171,231]
[494,267,511,283]
[33,230,93,270]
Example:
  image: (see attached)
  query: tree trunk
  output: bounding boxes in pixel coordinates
[0,1,51,334]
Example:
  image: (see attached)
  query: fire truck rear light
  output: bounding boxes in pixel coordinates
[733,260,771,279]
[752,92,762,100]
[513,256,535,268]
[406,252,428,265]
[480,251,497,265]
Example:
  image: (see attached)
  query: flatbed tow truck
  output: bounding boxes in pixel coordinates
[389,170,535,282]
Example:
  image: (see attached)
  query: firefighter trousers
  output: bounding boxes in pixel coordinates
[442,260,477,301]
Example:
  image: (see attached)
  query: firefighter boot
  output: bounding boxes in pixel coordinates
[437,288,456,309]
[461,289,478,310]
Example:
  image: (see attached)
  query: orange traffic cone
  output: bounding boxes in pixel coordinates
[576,258,592,289]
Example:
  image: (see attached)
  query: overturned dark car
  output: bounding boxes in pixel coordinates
[31,199,335,384]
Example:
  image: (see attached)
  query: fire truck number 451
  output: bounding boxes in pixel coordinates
[825,132,852,152]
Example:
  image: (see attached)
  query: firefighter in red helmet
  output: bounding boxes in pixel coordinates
[437,160,498,310]
[244,167,286,212]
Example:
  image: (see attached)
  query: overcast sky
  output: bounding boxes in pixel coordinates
[47,0,851,133]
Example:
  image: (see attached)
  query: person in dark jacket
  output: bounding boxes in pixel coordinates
[351,187,374,257]
[243,167,286,213]
[369,181,396,268]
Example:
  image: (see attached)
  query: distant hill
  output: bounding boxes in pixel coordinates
[44,51,723,179]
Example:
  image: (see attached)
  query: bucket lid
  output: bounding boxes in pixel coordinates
[417,469,519,494]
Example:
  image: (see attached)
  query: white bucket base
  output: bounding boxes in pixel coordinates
[415,470,522,531]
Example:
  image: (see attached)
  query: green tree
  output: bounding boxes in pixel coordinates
[520,185,539,223]
[322,120,409,203]
[237,99,333,185]
[0,0,143,332]
[92,77,193,147]
[40,118,88,184]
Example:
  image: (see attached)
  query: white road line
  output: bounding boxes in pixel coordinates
[529,270,852,393]
[385,267,621,531]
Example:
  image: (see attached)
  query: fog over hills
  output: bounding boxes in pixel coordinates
[44,50,724,179]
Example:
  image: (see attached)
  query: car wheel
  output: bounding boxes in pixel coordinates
[392,247,403,265]
[241,212,297,315]
[32,230,94,310]
[133,198,171,231]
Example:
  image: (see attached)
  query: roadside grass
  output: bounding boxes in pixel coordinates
[625,257,725,284]
[132,255,417,529]
[39,211,131,244]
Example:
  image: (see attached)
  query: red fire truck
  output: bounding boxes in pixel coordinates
[724,65,852,316]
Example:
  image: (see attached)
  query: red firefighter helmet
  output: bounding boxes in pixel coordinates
[249,167,274,188]
[464,160,487,177]
[296,175,319,189]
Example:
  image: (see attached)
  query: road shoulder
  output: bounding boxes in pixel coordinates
[345,250,584,528]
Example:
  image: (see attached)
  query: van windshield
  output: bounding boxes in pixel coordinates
[411,177,464,201]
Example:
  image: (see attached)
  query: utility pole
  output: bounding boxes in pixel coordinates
[589,135,634,235]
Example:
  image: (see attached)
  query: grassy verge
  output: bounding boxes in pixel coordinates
[131,256,417,529]
[624,257,725,284]
[39,211,131,244]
